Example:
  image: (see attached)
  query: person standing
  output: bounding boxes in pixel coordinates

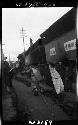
[65,66,73,92]
[56,62,66,91]
[30,65,42,88]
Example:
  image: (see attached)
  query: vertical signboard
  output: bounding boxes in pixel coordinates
[50,47,56,56]
[44,39,62,64]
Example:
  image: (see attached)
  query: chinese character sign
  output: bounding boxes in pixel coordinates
[64,39,76,52]
[50,47,56,56]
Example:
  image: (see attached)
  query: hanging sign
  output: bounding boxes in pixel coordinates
[50,47,56,56]
[64,39,76,52]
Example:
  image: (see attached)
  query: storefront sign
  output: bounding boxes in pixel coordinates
[64,39,76,52]
[50,47,56,56]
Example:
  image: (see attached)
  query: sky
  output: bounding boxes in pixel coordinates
[2,7,73,61]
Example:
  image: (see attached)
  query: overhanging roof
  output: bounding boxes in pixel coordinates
[40,8,76,45]
[17,8,76,60]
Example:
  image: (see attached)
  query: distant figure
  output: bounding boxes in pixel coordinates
[30,65,42,88]
[29,65,43,95]
[31,66,42,82]
[56,62,65,90]
[65,66,74,92]
[38,64,53,87]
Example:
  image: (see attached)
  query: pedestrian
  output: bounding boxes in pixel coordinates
[65,66,73,92]
[68,67,72,92]
[45,63,54,87]
[72,67,76,93]
[26,66,32,79]
[30,65,39,88]
[30,65,43,95]
[56,62,66,90]
[38,64,45,82]
[65,66,68,91]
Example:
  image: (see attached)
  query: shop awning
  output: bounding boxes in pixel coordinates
[40,8,76,45]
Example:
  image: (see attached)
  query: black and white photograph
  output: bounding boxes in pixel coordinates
[2,7,77,121]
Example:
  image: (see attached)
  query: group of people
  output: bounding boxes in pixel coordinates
[25,63,63,96]
[51,61,76,93]
[25,60,76,96]
[2,58,76,97]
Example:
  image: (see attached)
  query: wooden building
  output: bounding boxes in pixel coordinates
[18,7,77,70]
[40,8,77,65]
[18,39,46,66]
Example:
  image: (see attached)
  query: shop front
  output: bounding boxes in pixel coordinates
[41,8,77,93]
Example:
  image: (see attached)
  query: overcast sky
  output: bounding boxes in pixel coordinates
[2,7,73,61]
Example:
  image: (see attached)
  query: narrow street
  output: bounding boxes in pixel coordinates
[2,8,77,122]
[12,78,70,121]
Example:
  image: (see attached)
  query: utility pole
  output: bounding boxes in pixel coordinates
[22,27,25,53]
[19,27,27,56]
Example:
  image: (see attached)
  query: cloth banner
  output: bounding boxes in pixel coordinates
[49,64,64,94]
